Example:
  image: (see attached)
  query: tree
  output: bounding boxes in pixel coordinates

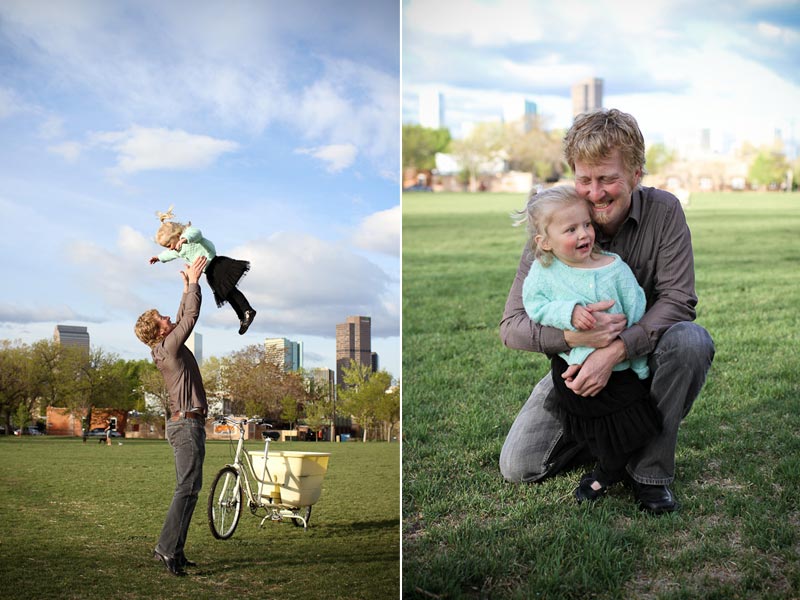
[450,122,506,191]
[749,148,790,188]
[645,142,677,176]
[375,381,400,442]
[338,361,394,442]
[222,345,313,422]
[402,124,451,171]
[504,119,566,182]
[0,341,42,433]
[280,395,301,430]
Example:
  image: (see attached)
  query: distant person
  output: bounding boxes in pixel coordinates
[499,108,715,514]
[104,423,112,446]
[135,256,209,576]
[517,185,662,503]
[149,206,256,335]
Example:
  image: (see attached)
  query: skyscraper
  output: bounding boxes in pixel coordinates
[571,78,603,118]
[54,325,90,353]
[336,316,373,386]
[265,337,303,372]
[419,89,444,129]
[186,331,203,366]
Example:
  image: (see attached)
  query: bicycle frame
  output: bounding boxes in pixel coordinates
[221,417,273,510]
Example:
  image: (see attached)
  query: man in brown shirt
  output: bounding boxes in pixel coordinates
[135,256,208,575]
[499,109,715,514]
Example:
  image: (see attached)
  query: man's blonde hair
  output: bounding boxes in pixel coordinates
[563,108,646,177]
[135,309,163,347]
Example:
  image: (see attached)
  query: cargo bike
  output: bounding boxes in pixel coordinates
[207,416,330,538]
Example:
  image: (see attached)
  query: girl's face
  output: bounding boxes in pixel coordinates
[537,202,595,268]
[165,236,179,250]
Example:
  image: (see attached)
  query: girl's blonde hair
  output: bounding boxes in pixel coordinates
[514,185,599,266]
[154,205,190,248]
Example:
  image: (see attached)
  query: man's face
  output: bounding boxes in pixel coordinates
[574,148,640,236]
[157,314,176,338]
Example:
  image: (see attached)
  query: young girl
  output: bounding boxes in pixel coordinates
[149,206,256,335]
[516,185,662,503]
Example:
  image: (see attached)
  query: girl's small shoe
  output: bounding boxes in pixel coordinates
[238,310,256,335]
[574,472,612,504]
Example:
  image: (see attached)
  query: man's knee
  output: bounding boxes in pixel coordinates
[655,322,715,371]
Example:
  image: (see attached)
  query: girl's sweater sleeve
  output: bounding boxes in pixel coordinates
[157,249,180,263]
[522,262,579,331]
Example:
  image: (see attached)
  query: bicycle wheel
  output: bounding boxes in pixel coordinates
[208,466,243,540]
[292,505,312,528]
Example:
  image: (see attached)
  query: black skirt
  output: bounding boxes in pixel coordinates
[550,355,662,458]
[205,256,250,308]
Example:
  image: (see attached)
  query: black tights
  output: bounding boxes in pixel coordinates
[226,288,253,321]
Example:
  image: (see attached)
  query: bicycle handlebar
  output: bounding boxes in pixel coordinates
[213,415,273,428]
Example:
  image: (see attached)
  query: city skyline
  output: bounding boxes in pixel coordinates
[403,0,800,157]
[0,1,400,378]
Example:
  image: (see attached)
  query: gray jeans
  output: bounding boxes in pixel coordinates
[499,322,715,486]
[156,418,206,558]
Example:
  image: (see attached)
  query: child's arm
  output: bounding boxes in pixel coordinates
[150,249,180,265]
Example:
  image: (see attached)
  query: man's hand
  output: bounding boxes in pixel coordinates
[564,300,626,349]
[564,339,627,397]
[183,256,207,285]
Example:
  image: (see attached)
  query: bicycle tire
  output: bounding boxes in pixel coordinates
[208,466,243,540]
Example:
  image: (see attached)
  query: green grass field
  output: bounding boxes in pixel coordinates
[0,437,399,599]
[402,191,800,599]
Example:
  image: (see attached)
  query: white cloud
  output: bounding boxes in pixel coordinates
[223,232,399,337]
[295,143,358,173]
[352,205,400,256]
[90,126,239,173]
[47,141,82,162]
[0,302,101,324]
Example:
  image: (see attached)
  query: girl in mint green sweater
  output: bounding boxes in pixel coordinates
[149,206,256,335]
[517,186,661,503]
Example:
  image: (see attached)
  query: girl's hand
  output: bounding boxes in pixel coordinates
[149,256,159,265]
[176,238,186,251]
[571,305,596,330]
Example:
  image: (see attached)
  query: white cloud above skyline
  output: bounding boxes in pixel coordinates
[403,0,800,152]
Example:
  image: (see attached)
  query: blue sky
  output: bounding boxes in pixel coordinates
[0,0,400,378]
[403,0,800,154]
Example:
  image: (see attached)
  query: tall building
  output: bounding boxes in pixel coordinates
[54,325,89,353]
[265,337,303,372]
[336,316,373,386]
[419,89,444,129]
[503,97,538,132]
[186,331,203,366]
[571,78,603,118]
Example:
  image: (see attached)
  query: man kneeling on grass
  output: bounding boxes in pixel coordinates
[135,256,208,576]
[499,109,715,514]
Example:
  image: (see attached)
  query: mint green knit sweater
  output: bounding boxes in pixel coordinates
[522,252,649,380]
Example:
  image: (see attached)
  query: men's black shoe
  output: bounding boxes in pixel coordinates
[153,549,186,577]
[238,310,256,335]
[178,554,197,568]
[633,482,679,515]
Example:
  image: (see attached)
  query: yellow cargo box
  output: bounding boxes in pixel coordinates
[249,451,331,508]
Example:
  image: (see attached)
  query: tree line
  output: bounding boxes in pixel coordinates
[404,120,800,191]
[0,338,399,442]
